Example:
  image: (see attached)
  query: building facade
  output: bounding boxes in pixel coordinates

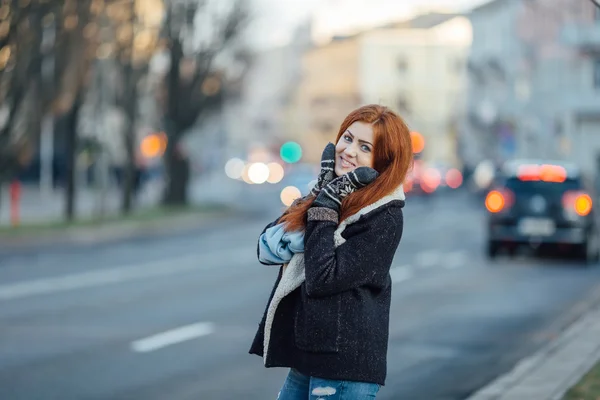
[290,34,362,163]
[188,21,313,169]
[463,0,524,170]
[465,0,600,177]
[556,0,600,176]
[359,14,472,165]
[292,13,472,165]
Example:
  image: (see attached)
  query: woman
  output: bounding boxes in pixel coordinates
[250,104,413,400]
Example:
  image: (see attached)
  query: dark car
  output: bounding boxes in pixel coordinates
[485,160,599,263]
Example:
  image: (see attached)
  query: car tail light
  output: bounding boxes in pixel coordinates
[517,164,567,183]
[563,191,593,216]
[485,189,513,213]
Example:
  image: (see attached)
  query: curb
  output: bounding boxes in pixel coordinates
[467,281,600,400]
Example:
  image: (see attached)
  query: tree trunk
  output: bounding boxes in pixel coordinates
[161,35,188,207]
[162,138,190,206]
[64,94,82,221]
[121,64,138,215]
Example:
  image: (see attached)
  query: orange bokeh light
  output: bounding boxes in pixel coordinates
[485,190,505,213]
[539,164,567,183]
[575,194,592,216]
[140,133,167,158]
[518,164,567,183]
[410,132,425,154]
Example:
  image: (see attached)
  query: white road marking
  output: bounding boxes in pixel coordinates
[131,322,215,353]
[391,266,413,283]
[444,250,468,269]
[0,245,255,301]
[415,251,440,268]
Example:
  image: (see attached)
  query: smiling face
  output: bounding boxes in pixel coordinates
[334,121,375,176]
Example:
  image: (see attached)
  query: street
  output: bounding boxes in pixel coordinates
[1,190,600,400]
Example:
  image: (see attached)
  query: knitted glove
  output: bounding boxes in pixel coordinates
[313,167,379,212]
[309,142,336,197]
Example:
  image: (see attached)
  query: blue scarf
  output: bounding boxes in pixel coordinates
[258,223,305,265]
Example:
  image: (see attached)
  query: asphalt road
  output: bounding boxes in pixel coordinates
[1,189,600,400]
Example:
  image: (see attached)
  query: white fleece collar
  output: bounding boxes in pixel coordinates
[334,184,405,246]
[262,184,405,363]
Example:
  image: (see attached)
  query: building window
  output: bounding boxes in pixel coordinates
[397,57,408,73]
[594,58,600,89]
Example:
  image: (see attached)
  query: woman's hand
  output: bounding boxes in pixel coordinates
[309,142,336,197]
[312,166,379,212]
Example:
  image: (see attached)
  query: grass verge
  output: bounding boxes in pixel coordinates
[0,203,230,237]
[563,360,600,400]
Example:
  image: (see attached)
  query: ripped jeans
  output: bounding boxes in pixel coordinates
[277,369,380,400]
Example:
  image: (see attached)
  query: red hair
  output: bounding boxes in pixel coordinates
[280,104,413,232]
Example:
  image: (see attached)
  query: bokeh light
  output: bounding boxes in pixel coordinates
[410,132,425,154]
[249,147,271,163]
[225,158,245,180]
[404,177,414,192]
[445,168,463,189]
[485,190,505,213]
[474,161,495,189]
[575,194,593,216]
[248,162,270,184]
[280,186,301,206]
[421,167,441,193]
[140,133,167,158]
[241,164,253,184]
[280,142,303,163]
[267,162,285,184]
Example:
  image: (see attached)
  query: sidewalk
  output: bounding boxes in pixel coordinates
[0,173,266,249]
[0,184,160,227]
[0,172,243,227]
[468,282,600,400]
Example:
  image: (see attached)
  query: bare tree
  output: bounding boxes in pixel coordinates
[52,0,98,221]
[159,0,249,206]
[0,0,101,221]
[0,0,48,184]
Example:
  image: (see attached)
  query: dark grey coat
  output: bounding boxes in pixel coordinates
[249,186,406,386]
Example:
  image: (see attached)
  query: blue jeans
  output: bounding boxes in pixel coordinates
[277,368,380,400]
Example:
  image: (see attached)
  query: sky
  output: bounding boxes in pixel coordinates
[247,0,491,49]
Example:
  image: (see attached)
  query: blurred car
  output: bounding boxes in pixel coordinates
[484,159,599,263]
